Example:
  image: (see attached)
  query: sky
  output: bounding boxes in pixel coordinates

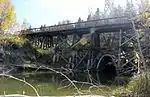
[11,0,127,28]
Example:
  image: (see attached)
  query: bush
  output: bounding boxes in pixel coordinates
[0,34,24,45]
[113,72,150,96]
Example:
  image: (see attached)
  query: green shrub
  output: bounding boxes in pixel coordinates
[0,34,24,45]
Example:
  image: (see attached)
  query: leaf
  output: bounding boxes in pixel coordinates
[79,37,88,45]
[0,0,16,32]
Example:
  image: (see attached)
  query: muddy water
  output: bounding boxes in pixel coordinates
[0,71,129,96]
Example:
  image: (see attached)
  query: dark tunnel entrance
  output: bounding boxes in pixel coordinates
[96,55,117,84]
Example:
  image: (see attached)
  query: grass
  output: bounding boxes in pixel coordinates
[112,72,150,96]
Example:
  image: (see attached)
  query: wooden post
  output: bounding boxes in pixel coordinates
[46,36,49,49]
[89,28,96,68]
[43,37,46,49]
[37,36,40,47]
[35,35,38,47]
[41,37,44,49]
[118,29,122,68]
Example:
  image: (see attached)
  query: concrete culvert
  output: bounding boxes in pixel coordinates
[96,54,117,84]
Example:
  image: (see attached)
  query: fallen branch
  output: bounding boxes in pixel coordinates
[41,66,81,95]
[0,73,40,97]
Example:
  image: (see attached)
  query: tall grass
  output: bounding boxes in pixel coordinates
[113,72,150,96]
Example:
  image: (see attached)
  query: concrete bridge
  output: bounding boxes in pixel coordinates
[20,16,149,76]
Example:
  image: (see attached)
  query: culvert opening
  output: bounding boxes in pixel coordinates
[97,55,117,84]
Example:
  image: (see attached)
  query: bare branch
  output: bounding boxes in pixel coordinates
[0,73,40,97]
[41,66,81,95]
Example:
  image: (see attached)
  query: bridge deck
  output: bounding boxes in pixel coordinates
[21,16,135,36]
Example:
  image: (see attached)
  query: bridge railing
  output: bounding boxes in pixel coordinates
[22,16,131,34]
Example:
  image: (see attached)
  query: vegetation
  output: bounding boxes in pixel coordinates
[0,0,26,45]
[0,34,24,44]
[112,72,150,96]
[0,0,16,32]
[0,0,150,96]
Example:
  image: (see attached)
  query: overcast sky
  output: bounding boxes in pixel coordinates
[11,0,128,28]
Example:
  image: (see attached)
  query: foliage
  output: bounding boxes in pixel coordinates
[36,48,51,55]
[112,72,150,96]
[8,20,30,34]
[135,0,150,29]
[87,8,103,20]
[109,5,125,17]
[58,20,71,25]
[0,34,24,44]
[0,0,16,32]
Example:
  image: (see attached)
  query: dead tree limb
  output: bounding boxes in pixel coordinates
[0,74,40,97]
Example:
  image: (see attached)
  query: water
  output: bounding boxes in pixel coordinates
[0,71,130,96]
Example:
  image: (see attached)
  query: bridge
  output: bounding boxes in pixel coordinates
[20,16,149,76]
[22,16,134,36]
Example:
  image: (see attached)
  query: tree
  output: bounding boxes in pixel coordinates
[124,0,136,17]
[138,0,150,12]
[93,8,100,20]
[136,0,150,28]
[7,22,20,34]
[109,5,124,17]
[0,0,16,33]
[87,14,92,21]
[21,19,30,30]
[58,20,71,24]
[77,17,82,22]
